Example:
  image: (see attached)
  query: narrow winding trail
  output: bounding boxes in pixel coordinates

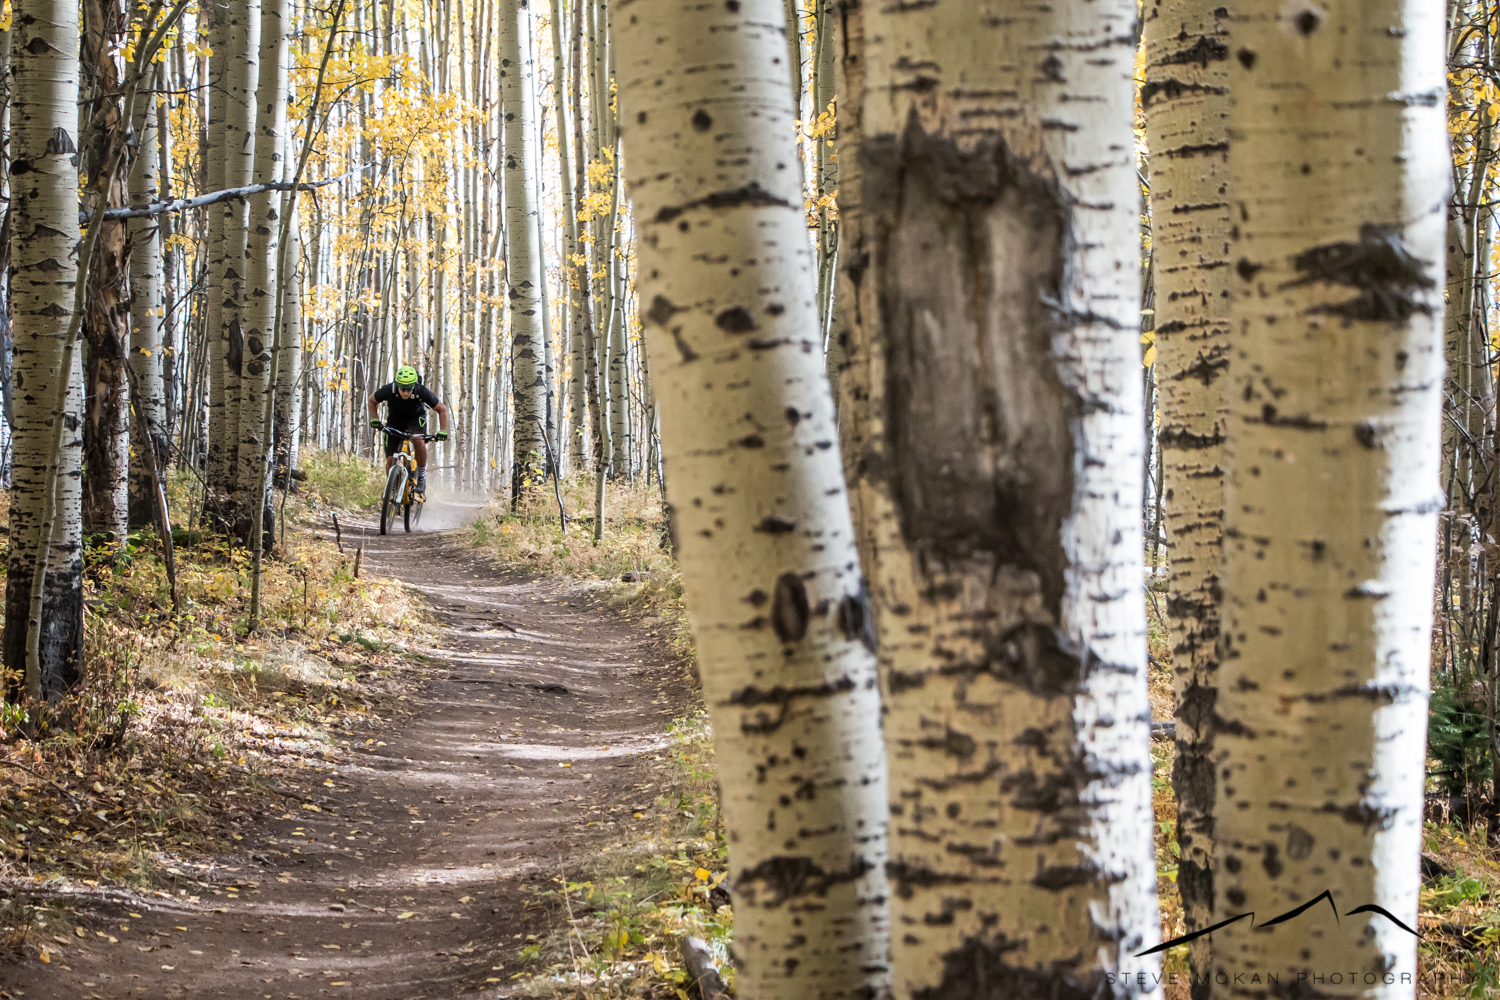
[9,507,688,1000]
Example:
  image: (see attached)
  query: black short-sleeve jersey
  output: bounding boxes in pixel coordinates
[374,382,440,429]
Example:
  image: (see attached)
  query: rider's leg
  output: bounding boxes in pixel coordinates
[413,436,428,494]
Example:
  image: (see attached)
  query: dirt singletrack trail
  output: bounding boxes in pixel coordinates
[6,502,690,1000]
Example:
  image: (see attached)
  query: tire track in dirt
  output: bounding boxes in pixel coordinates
[7,505,690,1000]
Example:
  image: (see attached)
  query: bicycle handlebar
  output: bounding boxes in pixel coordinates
[376,425,440,442]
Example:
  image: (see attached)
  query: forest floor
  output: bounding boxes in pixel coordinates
[1,501,706,1000]
[4,475,1497,999]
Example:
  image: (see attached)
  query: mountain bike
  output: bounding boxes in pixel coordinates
[379,427,435,535]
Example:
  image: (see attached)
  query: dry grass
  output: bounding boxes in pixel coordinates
[468,475,694,665]
[472,474,673,581]
[514,710,731,999]
[0,482,436,964]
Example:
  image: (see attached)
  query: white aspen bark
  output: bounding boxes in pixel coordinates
[845,1,1161,996]
[153,54,179,446]
[1211,3,1446,995]
[205,0,232,503]
[1141,4,1230,992]
[570,0,606,493]
[3,0,84,697]
[505,0,546,500]
[616,1,889,996]
[607,236,628,476]
[555,0,588,473]
[275,213,302,483]
[217,0,260,521]
[236,0,287,541]
[128,85,166,529]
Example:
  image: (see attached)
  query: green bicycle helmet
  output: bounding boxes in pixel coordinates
[394,365,420,387]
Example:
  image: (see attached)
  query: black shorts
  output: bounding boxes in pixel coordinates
[383,417,427,457]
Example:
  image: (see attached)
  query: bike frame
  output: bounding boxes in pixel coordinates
[379,426,436,535]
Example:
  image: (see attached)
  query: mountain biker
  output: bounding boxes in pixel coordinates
[368,366,449,497]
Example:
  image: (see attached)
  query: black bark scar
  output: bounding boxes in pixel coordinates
[652,182,793,224]
[1290,223,1436,322]
[863,121,1078,614]
[726,675,857,735]
[736,854,873,907]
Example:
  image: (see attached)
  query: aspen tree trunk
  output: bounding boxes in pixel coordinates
[80,0,130,547]
[781,0,802,114]
[154,71,177,452]
[571,0,606,518]
[812,0,837,389]
[840,1,1162,995]
[128,85,167,529]
[549,0,588,471]
[589,0,619,479]
[216,0,260,524]
[832,0,870,567]
[1211,3,1446,994]
[1141,5,1230,993]
[607,249,628,476]
[236,0,287,543]
[274,211,302,485]
[204,0,231,508]
[0,15,11,486]
[616,2,889,996]
[3,0,84,700]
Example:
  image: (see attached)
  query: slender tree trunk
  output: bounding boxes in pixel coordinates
[812,0,838,397]
[1211,1,1446,993]
[571,0,605,522]
[216,0,260,527]
[236,0,287,543]
[1141,5,1230,994]
[833,0,871,568]
[617,1,889,996]
[0,17,13,488]
[204,0,231,509]
[841,1,1162,996]
[3,0,85,700]
[507,0,549,500]
[80,0,130,548]
[607,232,628,477]
[274,208,303,486]
[128,81,167,529]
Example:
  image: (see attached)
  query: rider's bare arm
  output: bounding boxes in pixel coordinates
[433,401,450,432]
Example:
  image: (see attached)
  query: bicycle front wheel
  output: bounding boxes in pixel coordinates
[380,466,405,536]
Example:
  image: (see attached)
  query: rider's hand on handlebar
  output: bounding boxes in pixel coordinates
[370,418,382,429]
[434,430,448,441]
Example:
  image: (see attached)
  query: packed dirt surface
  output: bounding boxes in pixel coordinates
[4,502,690,999]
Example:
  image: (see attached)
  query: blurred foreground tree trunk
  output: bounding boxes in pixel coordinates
[616,0,890,996]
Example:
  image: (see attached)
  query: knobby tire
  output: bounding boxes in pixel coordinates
[380,466,404,536]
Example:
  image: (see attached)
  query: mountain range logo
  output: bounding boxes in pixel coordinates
[1137,889,1420,958]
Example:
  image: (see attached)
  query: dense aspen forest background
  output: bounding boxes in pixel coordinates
[0,0,1499,998]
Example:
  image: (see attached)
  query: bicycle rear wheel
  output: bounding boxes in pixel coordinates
[405,498,423,532]
[380,466,405,535]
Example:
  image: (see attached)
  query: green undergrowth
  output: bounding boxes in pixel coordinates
[1416,823,1500,997]
[294,446,389,513]
[511,710,731,998]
